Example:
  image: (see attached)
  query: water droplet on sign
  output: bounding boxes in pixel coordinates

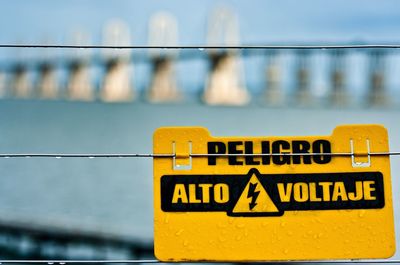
[217,222,227,228]
[218,236,227,242]
[236,223,245,228]
[359,210,366,217]
[175,229,184,236]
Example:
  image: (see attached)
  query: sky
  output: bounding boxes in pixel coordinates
[1,0,400,45]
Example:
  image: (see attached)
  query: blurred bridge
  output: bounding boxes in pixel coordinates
[0,7,399,108]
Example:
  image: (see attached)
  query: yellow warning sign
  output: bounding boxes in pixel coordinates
[153,125,395,262]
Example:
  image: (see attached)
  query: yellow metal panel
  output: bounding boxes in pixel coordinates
[153,125,395,262]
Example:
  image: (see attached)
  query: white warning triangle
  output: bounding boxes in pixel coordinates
[232,172,279,214]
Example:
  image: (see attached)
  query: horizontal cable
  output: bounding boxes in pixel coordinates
[1,152,400,158]
[1,260,400,264]
[0,153,173,158]
[0,260,158,264]
[1,44,400,49]
[191,152,400,157]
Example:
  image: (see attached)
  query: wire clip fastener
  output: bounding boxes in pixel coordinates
[350,139,371,168]
[172,141,192,170]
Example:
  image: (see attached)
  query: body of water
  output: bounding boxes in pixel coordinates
[0,99,399,259]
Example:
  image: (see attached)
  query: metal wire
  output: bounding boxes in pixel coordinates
[0,260,158,264]
[1,44,400,49]
[1,260,400,264]
[0,152,400,158]
[0,153,173,158]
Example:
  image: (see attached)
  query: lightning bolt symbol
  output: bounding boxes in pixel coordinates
[247,182,260,210]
